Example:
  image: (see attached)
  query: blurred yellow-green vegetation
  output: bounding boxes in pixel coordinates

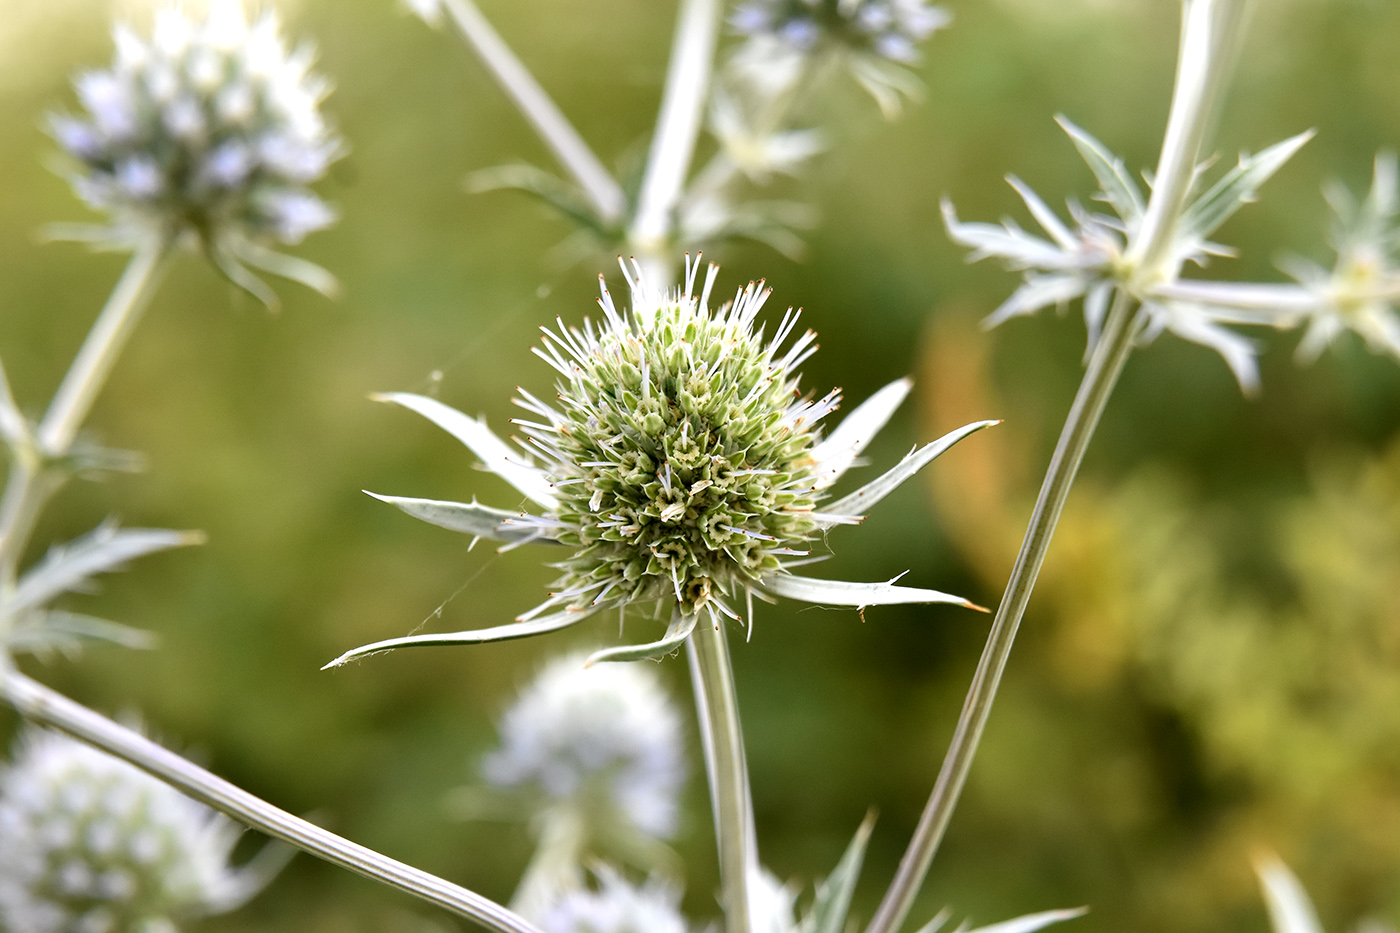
[3,0,1400,931]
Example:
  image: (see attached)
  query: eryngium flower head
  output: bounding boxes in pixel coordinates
[538,866,689,933]
[50,1,342,303]
[0,728,274,933]
[483,653,684,839]
[332,258,991,668]
[730,0,949,64]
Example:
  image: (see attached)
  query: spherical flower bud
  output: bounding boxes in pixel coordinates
[0,727,275,933]
[483,653,685,840]
[50,1,342,302]
[537,866,689,933]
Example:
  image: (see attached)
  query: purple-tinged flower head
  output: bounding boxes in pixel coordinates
[50,1,342,303]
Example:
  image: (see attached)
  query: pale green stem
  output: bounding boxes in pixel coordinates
[509,806,586,922]
[0,668,546,933]
[863,290,1140,933]
[0,239,170,584]
[440,0,626,224]
[688,618,754,933]
[1127,0,1247,276]
[629,0,722,287]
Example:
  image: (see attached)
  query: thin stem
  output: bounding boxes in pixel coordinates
[0,668,546,933]
[509,806,585,922]
[38,237,171,457]
[688,619,754,933]
[864,290,1140,933]
[440,0,626,224]
[1128,0,1247,276]
[629,0,722,285]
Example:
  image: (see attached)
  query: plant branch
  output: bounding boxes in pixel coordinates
[0,667,547,933]
[688,619,755,933]
[440,0,626,224]
[37,236,171,457]
[863,289,1140,933]
[630,0,722,285]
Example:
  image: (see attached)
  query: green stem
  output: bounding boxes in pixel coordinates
[864,290,1140,933]
[38,236,171,457]
[689,618,754,933]
[0,668,546,933]
[509,806,586,921]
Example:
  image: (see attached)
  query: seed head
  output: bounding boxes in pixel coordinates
[0,728,273,933]
[50,1,342,301]
[730,0,949,64]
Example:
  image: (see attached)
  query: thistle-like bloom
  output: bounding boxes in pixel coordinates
[537,866,689,933]
[728,0,950,117]
[50,1,342,303]
[0,728,279,933]
[942,116,1311,391]
[483,653,685,840]
[1284,153,1400,362]
[329,258,991,669]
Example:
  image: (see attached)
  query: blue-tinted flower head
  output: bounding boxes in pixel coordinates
[50,1,342,303]
[0,728,277,933]
[483,653,685,840]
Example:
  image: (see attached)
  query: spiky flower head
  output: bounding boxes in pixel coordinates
[483,653,685,840]
[50,1,342,303]
[0,727,275,933]
[728,0,949,117]
[332,258,990,669]
[537,866,689,933]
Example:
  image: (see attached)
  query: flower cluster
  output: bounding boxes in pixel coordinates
[0,728,274,933]
[331,258,990,668]
[537,866,689,933]
[51,1,341,302]
[483,653,685,840]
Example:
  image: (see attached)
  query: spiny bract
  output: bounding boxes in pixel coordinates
[332,258,993,668]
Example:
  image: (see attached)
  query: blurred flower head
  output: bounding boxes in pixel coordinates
[537,865,689,933]
[50,0,342,303]
[338,257,989,669]
[0,727,276,933]
[483,653,684,840]
[727,0,948,118]
[1284,153,1400,362]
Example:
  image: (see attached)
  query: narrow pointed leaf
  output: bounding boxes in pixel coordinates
[322,606,599,669]
[1056,115,1145,221]
[760,573,980,610]
[820,420,999,522]
[0,356,26,447]
[913,909,955,933]
[374,392,559,510]
[11,524,204,615]
[9,611,158,653]
[966,908,1088,933]
[365,492,563,545]
[810,378,912,489]
[584,611,699,665]
[469,163,612,237]
[802,811,876,933]
[1257,856,1324,933]
[1183,131,1314,241]
[1006,176,1076,250]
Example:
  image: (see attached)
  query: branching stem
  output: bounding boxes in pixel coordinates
[440,0,626,224]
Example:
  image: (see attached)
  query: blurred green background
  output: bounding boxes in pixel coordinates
[3,0,1400,930]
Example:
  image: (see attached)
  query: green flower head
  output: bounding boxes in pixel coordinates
[331,258,993,668]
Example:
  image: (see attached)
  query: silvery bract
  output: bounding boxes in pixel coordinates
[537,866,689,933]
[483,653,685,840]
[50,1,342,304]
[329,258,993,669]
[942,116,1312,391]
[728,0,950,117]
[0,728,277,933]
[1255,856,1397,933]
